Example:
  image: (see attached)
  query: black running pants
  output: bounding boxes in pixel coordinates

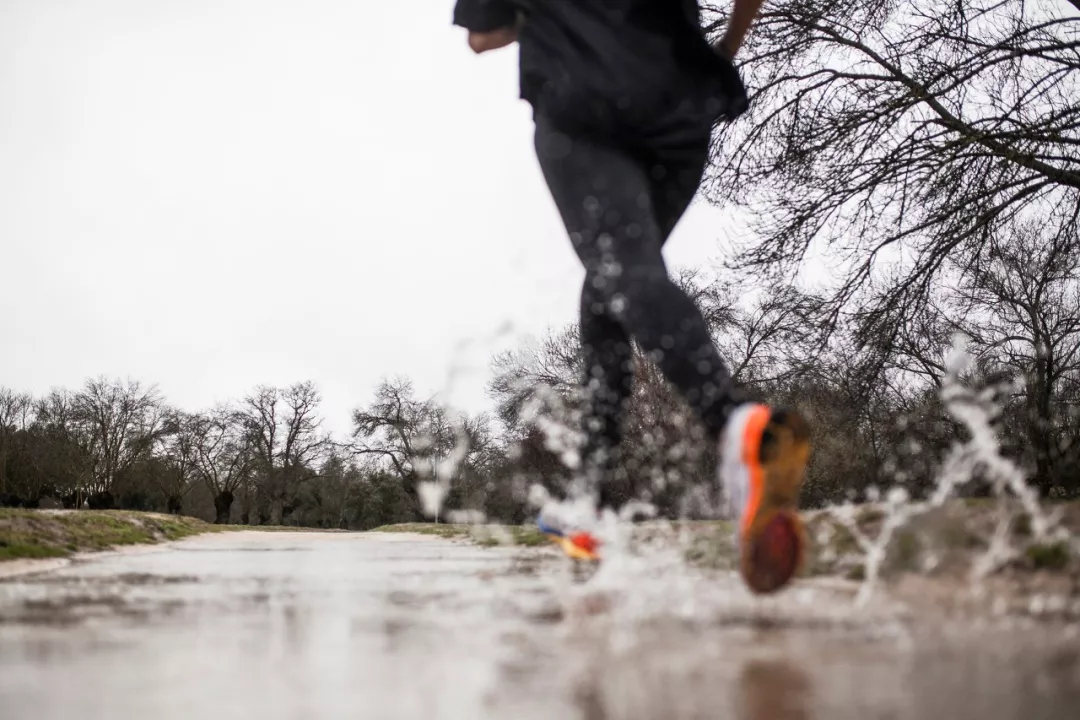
[533,111,742,511]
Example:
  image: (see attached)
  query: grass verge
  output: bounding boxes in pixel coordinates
[0,509,338,562]
[0,509,226,562]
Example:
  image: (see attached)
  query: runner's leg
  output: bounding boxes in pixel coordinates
[534,114,738,510]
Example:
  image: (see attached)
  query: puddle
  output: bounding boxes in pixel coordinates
[0,531,1075,719]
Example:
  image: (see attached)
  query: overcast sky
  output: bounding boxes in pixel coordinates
[1,0,750,435]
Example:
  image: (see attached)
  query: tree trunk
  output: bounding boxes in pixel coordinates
[1026,361,1055,496]
[213,491,234,525]
[240,486,251,525]
[269,497,283,526]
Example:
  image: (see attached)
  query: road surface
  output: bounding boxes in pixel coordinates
[1,530,1078,719]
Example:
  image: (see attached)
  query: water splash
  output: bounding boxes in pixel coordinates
[516,382,584,473]
[827,334,1069,606]
[417,419,475,522]
[429,333,1071,625]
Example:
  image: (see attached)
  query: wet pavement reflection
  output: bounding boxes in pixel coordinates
[0,531,1077,719]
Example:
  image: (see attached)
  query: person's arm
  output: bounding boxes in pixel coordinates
[716,0,766,59]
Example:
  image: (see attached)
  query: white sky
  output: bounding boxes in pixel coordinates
[1,0,752,435]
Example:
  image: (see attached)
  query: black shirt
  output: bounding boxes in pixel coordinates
[452,0,747,132]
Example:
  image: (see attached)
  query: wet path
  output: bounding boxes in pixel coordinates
[1,531,1078,719]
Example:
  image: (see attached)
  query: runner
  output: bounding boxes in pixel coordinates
[453,0,810,594]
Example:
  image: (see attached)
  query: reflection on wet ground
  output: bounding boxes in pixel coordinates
[0,531,1077,719]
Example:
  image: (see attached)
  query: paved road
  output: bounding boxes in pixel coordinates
[1,531,1078,719]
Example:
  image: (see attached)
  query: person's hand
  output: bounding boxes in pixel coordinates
[466,9,525,54]
[468,26,518,53]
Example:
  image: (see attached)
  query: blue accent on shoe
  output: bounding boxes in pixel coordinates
[536,512,563,538]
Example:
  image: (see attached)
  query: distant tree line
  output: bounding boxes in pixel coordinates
[3,0,1076,524]
[0,377,516,528]
[3,247,1079,527]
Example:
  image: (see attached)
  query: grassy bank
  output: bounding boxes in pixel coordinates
[0,510,546,563]
[0,509,228,561]
[0,509,347,562]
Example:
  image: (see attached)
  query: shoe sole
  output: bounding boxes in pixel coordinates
[545,533,601,562]
[733,406,811,594]
[538,516,601,562]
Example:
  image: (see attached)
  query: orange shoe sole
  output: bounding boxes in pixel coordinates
[737,407,811,594]
[545,531,601,562]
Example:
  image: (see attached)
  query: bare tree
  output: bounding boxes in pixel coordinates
[948,224,1080,493]
[156,410,203,514]
[709,283,824,387]
[194,406,251,524]
[351,378,496,518]
[441,412,504,514]
[0,389,32,501]
[351,378,437,514]
[487,328,585,502]
[702,0,1080,326]
[488,325,582,434]
[278,381,326,522]
[72,377,165,504]
[31,390,93,506]
[242,385,279,521]
[299,452,363,529]
[241,382,325,525]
